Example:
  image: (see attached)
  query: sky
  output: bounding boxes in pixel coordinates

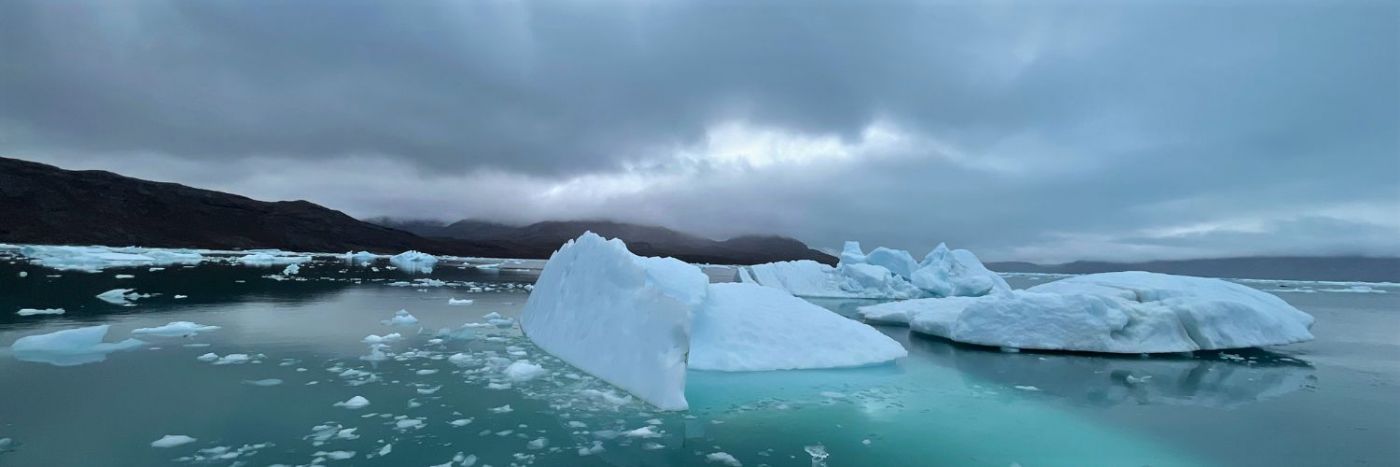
[2,0,1397,263]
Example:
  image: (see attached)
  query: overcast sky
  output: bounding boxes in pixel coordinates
[2,0,1397,262]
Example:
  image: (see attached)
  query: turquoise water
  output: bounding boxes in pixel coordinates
[0,256,1396,466]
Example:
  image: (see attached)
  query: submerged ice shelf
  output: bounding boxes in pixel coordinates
[521,232,906,410]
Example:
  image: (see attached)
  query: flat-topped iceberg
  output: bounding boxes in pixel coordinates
[690,283,907,371]
[9,325,145,366]
[861,271,1315,353]
[18,245,205,272]
[389,250,437,273]
[237,252,312,266]
[739,241,1007,300]
[521,232,702,411]
[522,233,907,410]
[343,251,379,264]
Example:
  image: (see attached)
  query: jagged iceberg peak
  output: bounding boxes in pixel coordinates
[838,241,866,266]
[740,240,1007,300]
[389,250,437,273]
[860,271,1315,354]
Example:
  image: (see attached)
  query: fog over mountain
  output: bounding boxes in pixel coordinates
[3,0,1396,262]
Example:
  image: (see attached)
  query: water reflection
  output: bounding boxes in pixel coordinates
[908,334,1315,409]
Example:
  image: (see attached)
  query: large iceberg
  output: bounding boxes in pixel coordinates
[690,283,907,371]
[521,233,703,411]
[522,233,907,410]
[18,245,204,272]
[9,325,145,366]
[738,241,1007,300]
[862,271,1315,353]
[389,250,437,273]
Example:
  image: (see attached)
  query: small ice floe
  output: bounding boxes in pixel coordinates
[415,369,439,375]
[281,263,301,276]
[314,450,356,461]
[114,274,135,279]
[237,252,311,266]
[197,353,250,365]
[96,288,149,306]
[150,435,197,448]
[393,418,425,431]
[173,295,188,299]
[449,418,473,427]
[382,310,419,327]
[16,308,64,316]
[527,438,548,450]
[504,360,547,382]
[131,321,221,337]
[448,298,474,306]
[706,452,742,466]
[148,267,165,272]
[488,404,513,414]
[1013,385,1041,392]
[10,325,145,366]
[242,378,284,387]
[17,271,27,278]
[361,333,402,345]
[334,396,370,409]
[623,426,662,438]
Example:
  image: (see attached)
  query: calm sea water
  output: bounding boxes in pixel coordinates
[0,255,1395,467]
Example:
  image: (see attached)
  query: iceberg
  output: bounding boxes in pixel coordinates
[521,232,703,411]
[16,308,65,316]
[18,245,205,272]
[389,250,437,273]
[690,283,907,371]
[343,251,379,264]
[131,321,222,337]
[739,241,1006,300]
[96,288,147,306]
[9,325,145,366]
[868,271,1315,353]
[237,252,312,266]
[911,243,1011,298]
[522,232,909,410]
[150,435,197,448]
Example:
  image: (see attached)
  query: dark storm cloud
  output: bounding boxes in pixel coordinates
[2,0,1396,261]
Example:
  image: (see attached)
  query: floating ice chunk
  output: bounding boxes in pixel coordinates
[243,378,283,386]
[150,435,197,448]
[173,295,188,299]
[578,441,605,456]
[488,404,513,413]
[281,263,300,276]
[334,396,370,409]
[203,353,250,365]
[316,450,356,460]
[389,250,437,274]
[448,298,474,305]
[689,283,906,371]
[18,245,202,272]
[132,321,221,337]
[527,438,548,450]
[838,241,866,265]
[343,251,378,264]
[394,419,425,431]
[114,274,135,279]
[449,418,473,427]
[899,272,1315,353]
[706,452,742,466]
[16,308,64,316]
[361,333,402,344]
[237,253,311,266]
[96,288,147,306]
[623,426,662,438]
[10,325,145,366]
[521,232,703,411]
[504,360,547,382]
[382,310,418,327]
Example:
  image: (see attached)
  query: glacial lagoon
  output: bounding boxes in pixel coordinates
[0,253,1396,466]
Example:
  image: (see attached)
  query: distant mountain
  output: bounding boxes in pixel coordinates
[989,256,1400,283]
[374,218,837,265]
[0,157,833,264]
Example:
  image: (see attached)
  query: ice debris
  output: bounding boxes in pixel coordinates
[10,325,145,366]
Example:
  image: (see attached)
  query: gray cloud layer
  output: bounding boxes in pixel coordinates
[3,0,1397,261]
